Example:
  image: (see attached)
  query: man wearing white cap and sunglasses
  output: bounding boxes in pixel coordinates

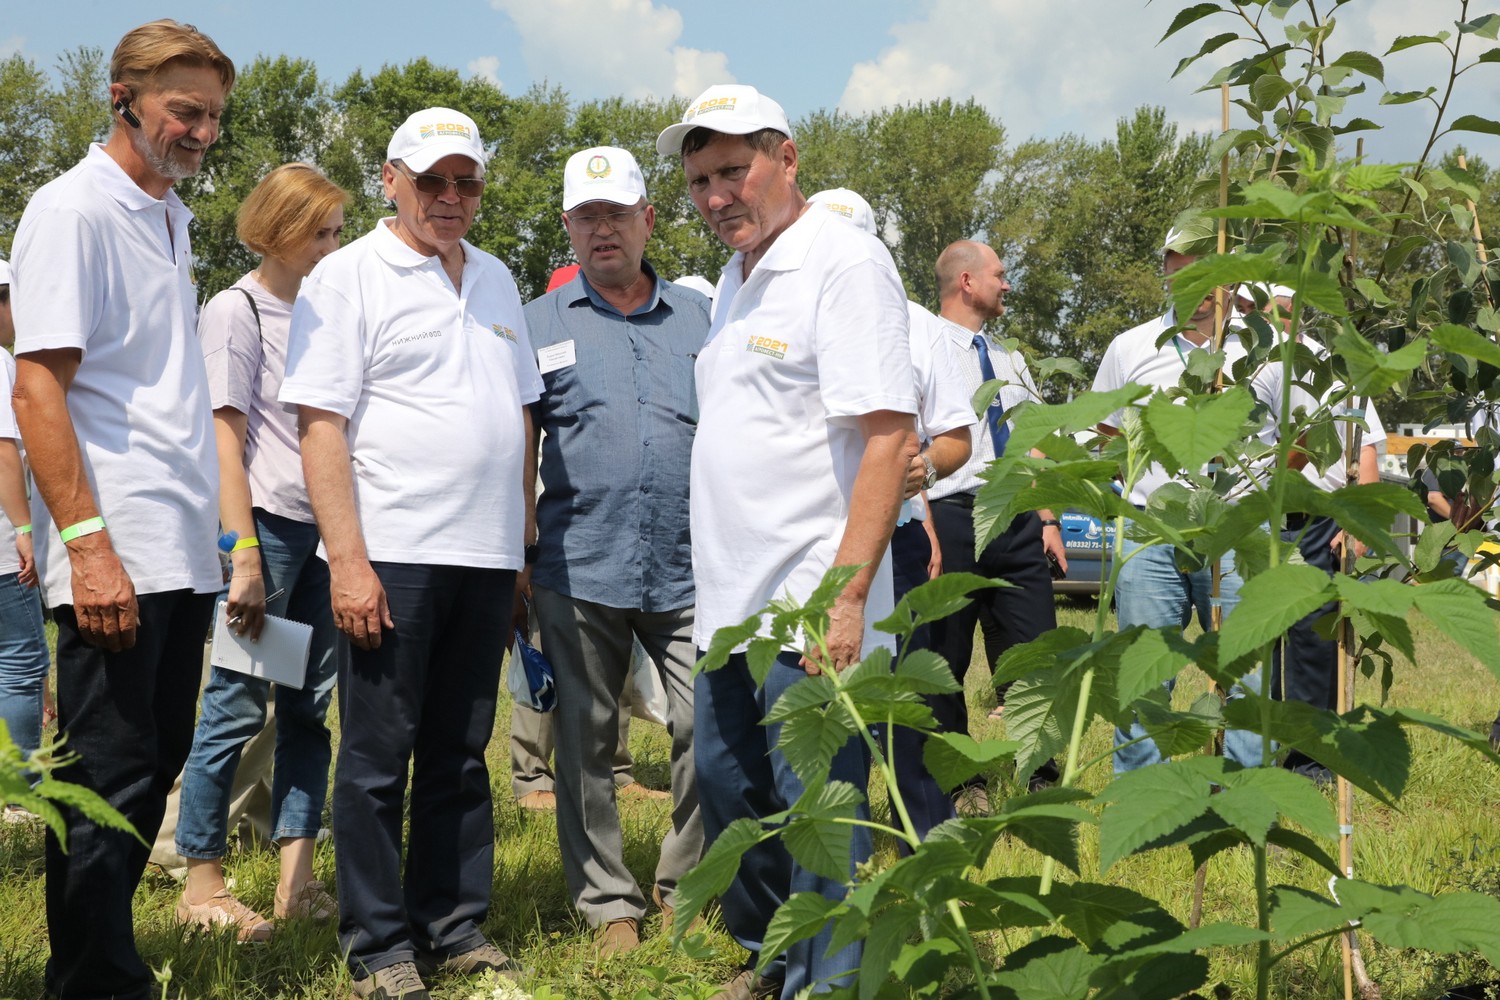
[660,86,918,999]
[519,145,708,956]
[282,107,544,999]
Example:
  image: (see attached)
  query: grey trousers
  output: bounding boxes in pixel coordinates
[532,585,702,926]
[509,698,635,797]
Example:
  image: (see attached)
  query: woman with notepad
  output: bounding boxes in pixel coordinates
[173,164,348,942]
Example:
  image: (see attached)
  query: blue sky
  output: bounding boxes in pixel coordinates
[5,1,1497,164]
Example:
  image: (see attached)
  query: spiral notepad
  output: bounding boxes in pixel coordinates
[209,599,313,689]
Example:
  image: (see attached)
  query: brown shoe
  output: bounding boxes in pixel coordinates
[953,784,991,818]
[716,966,782,999]
[596,916,640,957]
[517,790,557,811]
[176,888,274,943]
[275,879,336,921]
[350,960,429,999]
[652,883,705,934]
[618,781,670,801]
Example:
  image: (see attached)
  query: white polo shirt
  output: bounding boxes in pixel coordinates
[200,275,311,523]
[904,302,977,519]
[0,353,22,578]
[692,208,916,655]
[929,315,1040,502]
[1091,311,1248,507]
[11,144,221,605]
[280,220,545,569]
[1249,335,1387,492]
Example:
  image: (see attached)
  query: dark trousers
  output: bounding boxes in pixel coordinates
[696,650,871,996]
[333,563,514,977]
[928,500,1058,789]
[45,589,215,1000]
[1272,515,1340,777]
[884,519,957,843]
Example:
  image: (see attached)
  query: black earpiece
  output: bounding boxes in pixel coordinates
[113,98,142,129]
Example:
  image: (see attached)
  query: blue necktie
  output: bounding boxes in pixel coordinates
[973,333,1010,459]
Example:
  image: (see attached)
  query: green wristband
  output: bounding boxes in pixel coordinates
[14,524,31,535]
[59,516,106,543]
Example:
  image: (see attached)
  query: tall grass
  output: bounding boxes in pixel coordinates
[0,602,1496,998]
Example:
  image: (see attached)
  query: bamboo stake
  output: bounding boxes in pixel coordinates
[1192,81,1232,932]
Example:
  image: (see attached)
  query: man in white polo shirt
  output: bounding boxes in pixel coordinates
[659,86,918,1000]
[282,107,544,1000]
[9,20,233,1000]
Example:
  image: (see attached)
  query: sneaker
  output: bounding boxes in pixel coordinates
[417,940,518,979]
[517,790,556,811]
[2,805,40,825]
[275,879,336,921]
[351,961,428,999]
[619,781,671,801]
[176,888,274,943]
[716,966,782,1000]
[596,916,640,957]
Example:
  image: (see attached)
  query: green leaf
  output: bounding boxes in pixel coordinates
[1214,766,1338,845]
[1330,49,1385,82]
[1219,562,1335,664]
[876,572,1004,636]
[1411,578,1500,679]
[1270,884,1349,941]
[1251,73,1296,110]
[763,674,838,724]
[673,817,770,944]
[1312,480,1424,556]
[991,936,1101,1000]
[999,789,1095,874]
[780,781,862,881]
[859,905,924,1000]
[778,704,860,787]
[1222,697,1410,805]
[759,893,841,975]
[1332,117,1383,135]
[1133,693,1223,757]
[1479,48,1500,63]
[1095,759,1214,872]
[1114,627,1196,713]
[1333,326,1427,394]
[1333,575,1416,617]
[1267,826,1344,877]
[1142,386,1256,474]
[695,613,764,676]
[1173,31,1241,78]
[1004,670,1078,782]
[1160,2,1225,42]
[1380,87,1437,105]
[1450,113,1500,137]
[1006,385,1149,459]
[1385,34,1447,54]
[890,649,964,696]
[1046,883,1162,949]
[1460,13,1500,38]
[1341,881,1500,966]
[922,732,1019,792]
[1430,322,1500,367]
[1414,519,1457,573]
[1344,163,1403,191]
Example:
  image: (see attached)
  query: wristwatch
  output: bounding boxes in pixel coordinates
[920,452,938,490]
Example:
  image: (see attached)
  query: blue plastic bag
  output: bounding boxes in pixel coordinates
[508,628,556,713]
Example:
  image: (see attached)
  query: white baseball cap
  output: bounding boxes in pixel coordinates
[0,259,10,286]
[563,146,647,212]
[387,107,488,172]
[656,84,792,156]
[808,188,877,236]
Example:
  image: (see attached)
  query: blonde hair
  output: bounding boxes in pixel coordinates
[110,19,235,95]
[237,164,349,260]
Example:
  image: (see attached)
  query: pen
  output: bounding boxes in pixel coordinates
[228,588,286,627]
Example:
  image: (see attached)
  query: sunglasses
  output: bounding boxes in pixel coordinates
[393,161,485,199]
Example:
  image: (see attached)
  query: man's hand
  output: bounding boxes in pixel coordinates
[511,565,533,634]
[922,510,943,580]
[1331,529,1367,560]
[902,452,926,500]
[801,596,866,675]
[16,532,37,588]
[331,557,393,650]
[67,535,139,652]
[1041,519,1068,575]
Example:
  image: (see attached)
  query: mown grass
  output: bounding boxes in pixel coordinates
[0,601,1497,998]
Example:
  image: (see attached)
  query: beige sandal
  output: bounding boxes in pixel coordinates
[176,888,273,943]
[274,879,336,921]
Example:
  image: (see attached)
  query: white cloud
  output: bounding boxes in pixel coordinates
[489,0,734,101]
[468,55,503,87]
[837,0,1498,162]
[0,35,23,59]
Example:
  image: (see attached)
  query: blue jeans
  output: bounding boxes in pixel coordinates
[0,571,50,763]
[176,509,338,857]
[696,649,871,996]
[1112,537,1265,771]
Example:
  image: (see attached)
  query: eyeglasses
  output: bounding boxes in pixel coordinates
[393,162,485,199]
[565,206,646,232]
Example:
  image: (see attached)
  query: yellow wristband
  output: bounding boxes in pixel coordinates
[231,536,261,552]
[59,516,106,543]
[14,524,31,535]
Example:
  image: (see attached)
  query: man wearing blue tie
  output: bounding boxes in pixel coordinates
[925,241,1066,814]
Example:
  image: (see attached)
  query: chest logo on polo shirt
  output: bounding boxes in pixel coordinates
[492,324,518,343]
[746,334,788,360]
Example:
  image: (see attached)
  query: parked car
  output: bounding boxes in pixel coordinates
[1054,510,1114,597]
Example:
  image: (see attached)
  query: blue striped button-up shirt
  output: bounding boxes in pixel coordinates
[526,263,709,611]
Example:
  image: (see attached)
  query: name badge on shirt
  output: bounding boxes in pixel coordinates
[537,339,576,374]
